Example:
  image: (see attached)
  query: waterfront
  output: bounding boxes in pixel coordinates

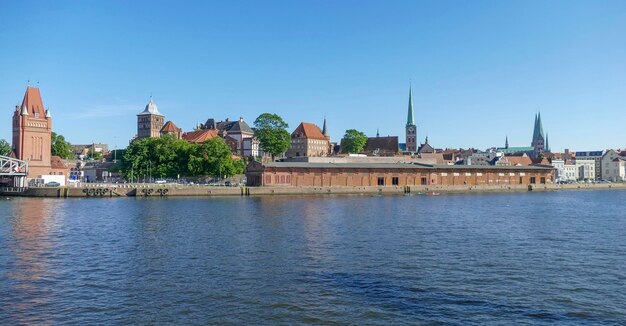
[1,191,625,324]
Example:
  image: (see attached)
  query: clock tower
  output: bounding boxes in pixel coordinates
[405,85,417,152]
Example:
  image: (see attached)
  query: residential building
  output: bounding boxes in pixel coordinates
[575,158,596,181]
[602,150,625,181]
[575,151,604,180]
[362,136,399,156]
[286,121,330,158]
[199,117,258,157]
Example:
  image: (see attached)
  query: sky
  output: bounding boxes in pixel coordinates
[1,0,625,151]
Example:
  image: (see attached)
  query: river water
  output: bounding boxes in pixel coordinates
[1,190,625,325]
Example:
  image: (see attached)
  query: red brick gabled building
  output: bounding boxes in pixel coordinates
[12,86,68,181]
[286,122,331,158]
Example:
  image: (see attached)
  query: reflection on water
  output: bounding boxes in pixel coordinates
[1,191,626,324]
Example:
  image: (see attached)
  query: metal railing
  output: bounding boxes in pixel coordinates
[0,155,28,176]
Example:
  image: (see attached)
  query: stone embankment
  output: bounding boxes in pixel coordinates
[1,182,624,198]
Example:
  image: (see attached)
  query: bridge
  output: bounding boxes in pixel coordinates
[0,155,28,176]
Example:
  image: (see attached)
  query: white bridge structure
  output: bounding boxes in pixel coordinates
[0,155,28,188]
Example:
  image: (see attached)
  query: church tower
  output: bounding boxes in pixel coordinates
[405,85,417,152]
[531,112,546,156]
[12,86,52,178]
[137,96,164,139]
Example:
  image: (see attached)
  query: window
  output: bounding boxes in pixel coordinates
[519,177,523,184]
[421,177,427,185]
[392,177,399,185]
[530,177,536,184]
[540,177,546,184]
[377,177,385,186]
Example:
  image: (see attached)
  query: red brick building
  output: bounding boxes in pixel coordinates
[286,122,331,158]
[246,161,555,187]
[12,87,68,181]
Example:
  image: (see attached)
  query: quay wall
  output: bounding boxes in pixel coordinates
[2,182,625,198]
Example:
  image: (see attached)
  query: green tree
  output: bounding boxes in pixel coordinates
[188,137,241,178]
[341,129,368,154]
[253,113,291,160]
[51,132,74,159]
[0,139,11,156]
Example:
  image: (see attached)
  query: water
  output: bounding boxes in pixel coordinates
[1,190,625,325]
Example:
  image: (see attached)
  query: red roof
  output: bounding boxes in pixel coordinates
[182,129,218,143]
[291,122,326,140]
[50,156,68,169]
[161,121,180,133]
[21,87,47,117]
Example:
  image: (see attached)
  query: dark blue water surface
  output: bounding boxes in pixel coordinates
[1,190,626,325]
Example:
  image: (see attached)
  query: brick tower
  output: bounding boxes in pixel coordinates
[137,96,164,139]
[12,86,53,178]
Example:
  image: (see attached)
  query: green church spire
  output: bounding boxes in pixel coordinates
[407,85,415,126]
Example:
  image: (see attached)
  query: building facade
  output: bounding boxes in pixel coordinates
[575,151,604,180]
[246,161,555,187]
[137,97,165,139]
[286,122,330,158]
[575,158,596,181]
[199,117,258,157]
[11,86,68,182]
[602,150,625,181]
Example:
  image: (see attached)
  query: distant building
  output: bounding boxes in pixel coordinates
[160,121,182,139]
[11,86,68,183]
[417,136,434,154]
[495,113,550,158]
[137,96,165,140]
[575,151,604,180]
[602,150,625,181]
[197,117,260,157]
[575,158,596,181]
[362,136,399,157]
[71,143,109,159]
[286,121,330,158]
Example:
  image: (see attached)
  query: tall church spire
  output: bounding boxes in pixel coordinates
[322,117,328,136]
[545,133,549,152]
[407,85,415,126]
[505,135,509,149]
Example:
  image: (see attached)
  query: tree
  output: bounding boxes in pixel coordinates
[0,139,11,156]
[188,137,241,178]
[341,129,367,154]
[254,113,291,160]
[51,132,74,159]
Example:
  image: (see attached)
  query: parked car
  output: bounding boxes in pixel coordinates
[155,180,167,184]
[45,181,61,187]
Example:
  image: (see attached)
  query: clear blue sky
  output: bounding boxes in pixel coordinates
[1,0,625,151]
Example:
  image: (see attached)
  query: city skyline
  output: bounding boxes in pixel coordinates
[1,1,625,151]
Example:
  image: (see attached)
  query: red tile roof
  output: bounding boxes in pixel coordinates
[160,121,180,133]
[292,122,326,140]
[182,129,219,143]
[21,87,47,117]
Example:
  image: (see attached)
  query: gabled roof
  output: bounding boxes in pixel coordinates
[363,136,399,155]
[160,121,180,133]
[21,87,47,117]
[291,122,326,140]
[417,142,434,154]
[206,118,254,134]
[182,129,219,143]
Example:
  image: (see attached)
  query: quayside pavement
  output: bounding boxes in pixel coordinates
[1,182,625,198]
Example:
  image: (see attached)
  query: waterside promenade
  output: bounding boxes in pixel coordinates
[1,182,624,198]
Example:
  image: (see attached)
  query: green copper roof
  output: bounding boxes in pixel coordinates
[407,86,415,126]
[532,112,545,142]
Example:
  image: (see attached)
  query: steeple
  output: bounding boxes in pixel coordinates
[505,135,509,149]
[533,111,545,142]
[322,117,328,136]
[376,128,380,137]
[406,85,415,126]
[545,133,549,152]
[425,135,429,144]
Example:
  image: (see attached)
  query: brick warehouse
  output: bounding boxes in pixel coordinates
[245,161,556,187]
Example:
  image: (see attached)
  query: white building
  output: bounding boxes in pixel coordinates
[575,159,595,181]
[575,151,604,180]
[602,150,626,181]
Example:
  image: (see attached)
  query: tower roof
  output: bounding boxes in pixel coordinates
[322,117,328,136]
[291,122,326,140]
[21,87,47,118]
[138,96,163,116]
[532,112,545,141]
[160,121,180,133]
[407,85,415,126]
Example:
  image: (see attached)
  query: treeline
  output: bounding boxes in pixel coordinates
[121,135,246,180]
